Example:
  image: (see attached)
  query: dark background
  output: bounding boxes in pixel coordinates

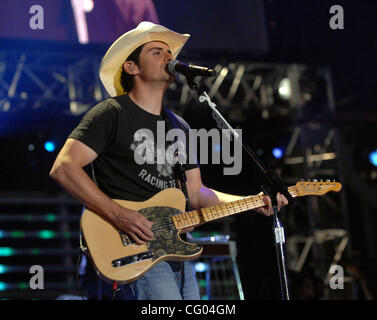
[0,0,376,300]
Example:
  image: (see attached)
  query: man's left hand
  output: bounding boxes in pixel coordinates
[255,192,289,216]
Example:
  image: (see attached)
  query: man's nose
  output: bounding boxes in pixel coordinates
[164,52,173,63]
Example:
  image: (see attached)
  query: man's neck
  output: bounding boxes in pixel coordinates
[128,84,168,116]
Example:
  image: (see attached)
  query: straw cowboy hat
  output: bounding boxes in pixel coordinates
[99,21,190,97]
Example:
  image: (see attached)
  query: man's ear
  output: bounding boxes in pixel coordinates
[123,61,138,75]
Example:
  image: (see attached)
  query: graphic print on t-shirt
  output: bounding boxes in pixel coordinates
[130,127,187,190]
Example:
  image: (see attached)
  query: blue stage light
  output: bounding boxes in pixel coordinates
[0,282,7,291]
[369,150,377,167]
[194,262,208,273]
[272,147,283,159]
[44,141,56,152]
[0,265,7,274]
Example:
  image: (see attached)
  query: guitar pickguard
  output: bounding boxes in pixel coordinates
[114,206,201,265]
[141,206,201,260]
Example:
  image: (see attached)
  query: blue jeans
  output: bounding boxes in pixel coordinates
[82,257,200,300]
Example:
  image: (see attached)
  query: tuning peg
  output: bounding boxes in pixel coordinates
[313,179,318,182]
[326,179,330,182]
[320,179,323,182]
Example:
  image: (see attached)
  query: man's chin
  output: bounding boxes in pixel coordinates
[165,74,175,85]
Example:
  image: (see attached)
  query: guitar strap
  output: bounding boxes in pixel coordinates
[162,108,193,282]
[162,107,192,212]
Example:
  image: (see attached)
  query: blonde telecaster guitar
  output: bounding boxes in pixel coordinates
[81,180,342,284]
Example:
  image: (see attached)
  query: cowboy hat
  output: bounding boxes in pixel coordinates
[99,21,190,97]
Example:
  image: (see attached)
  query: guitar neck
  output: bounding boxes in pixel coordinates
[172,186,299,230]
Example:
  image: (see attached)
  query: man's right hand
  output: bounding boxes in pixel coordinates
[50,139,154,246]
[113,208,154,245]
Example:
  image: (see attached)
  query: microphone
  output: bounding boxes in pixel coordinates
[166,60,216,77]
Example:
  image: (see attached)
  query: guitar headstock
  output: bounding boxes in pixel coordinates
[294,179,342,196]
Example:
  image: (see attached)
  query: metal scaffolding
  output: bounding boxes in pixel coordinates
[0,41,106,115]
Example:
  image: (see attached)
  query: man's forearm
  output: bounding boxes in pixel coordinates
[189,186,246,209]
[191,186,289,217]
[50,163,122,222]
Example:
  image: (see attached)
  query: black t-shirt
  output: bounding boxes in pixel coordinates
[69,94,198,201]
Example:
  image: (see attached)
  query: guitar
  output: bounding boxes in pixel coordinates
[81,180,342,284]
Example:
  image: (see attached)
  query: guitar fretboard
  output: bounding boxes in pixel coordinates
[172,186,299,229]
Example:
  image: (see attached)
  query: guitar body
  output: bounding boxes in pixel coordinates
[81,188,203,284]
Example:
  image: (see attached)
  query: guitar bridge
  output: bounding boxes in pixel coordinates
[112,251,154,268]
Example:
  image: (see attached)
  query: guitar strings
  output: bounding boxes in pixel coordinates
[147,196,283,234]
[150,198,267,229]
[125,185,335,238]
[142,185,334,233]
[128,191,303,237]
[156,195,286,227]
[148,186,325,230]
[128,199,285,241]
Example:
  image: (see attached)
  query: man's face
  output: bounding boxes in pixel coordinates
[136,41,174,85]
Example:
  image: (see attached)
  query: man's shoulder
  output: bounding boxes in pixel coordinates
[97,96,122,109]
[88,95,129,115]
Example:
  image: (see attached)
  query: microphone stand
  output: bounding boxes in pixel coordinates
[185,75,293,300]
